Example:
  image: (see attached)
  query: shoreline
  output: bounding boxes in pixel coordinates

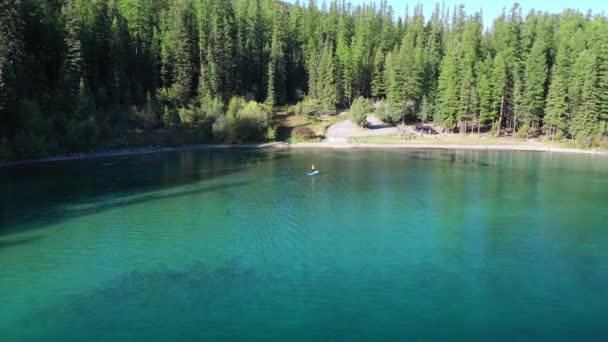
[0,143,289,168]
[290,142,608,155]
[1,141,606,168]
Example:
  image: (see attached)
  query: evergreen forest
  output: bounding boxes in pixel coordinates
[2,0,608,158]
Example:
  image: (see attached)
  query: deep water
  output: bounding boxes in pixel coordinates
[1,148,607,341]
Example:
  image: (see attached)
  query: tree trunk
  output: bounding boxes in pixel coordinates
[497,96,505,137]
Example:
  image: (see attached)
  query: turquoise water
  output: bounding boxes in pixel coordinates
[1,148,607,341]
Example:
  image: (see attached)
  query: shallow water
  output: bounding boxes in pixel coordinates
[1,148,607,341]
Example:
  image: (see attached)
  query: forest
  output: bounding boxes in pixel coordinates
[1,0,608,159]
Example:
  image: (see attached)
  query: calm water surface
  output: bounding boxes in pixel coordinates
[1,148,607,341]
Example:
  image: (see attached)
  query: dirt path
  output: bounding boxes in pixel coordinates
[325,115,400,143]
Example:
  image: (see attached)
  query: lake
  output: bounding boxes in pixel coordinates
[1,148,607,341]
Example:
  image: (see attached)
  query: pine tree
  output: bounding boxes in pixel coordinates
[171,0,197,106]
[422,5,443,99]
[198,0,236,100]
[0,0,24,138]
[315,41,337,112]
[265,5,287,108]
[419,95,433,123]
[371,49,386,100]
[265,61,276,108]
[591,19,608,132]
[523,39,548,129]
[570,50,600,139]
[384,48,403,107]
[544,71,568,138]
[436,51,460,131]
[491,53,508,134]
[109,7,131,107]
[61,0,84,114]
[394,22,424,116]
[477,56,495,130]
[543,41,570,138]
[458,19,482,133]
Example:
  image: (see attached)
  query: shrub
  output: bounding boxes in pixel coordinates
[13,132,53,158]
[178,106,204,126]
[291,126,316,142]
[491,121,501,136]
[134,105,157,129]
[162,105,179,128]
[63,119,98,151]
[374,101,403,124]
[19,99,53,137]
[600,136,608,149]
[350,97,371,127]
[226,96,247,119]
[169,83,190,106]
[212,115,228,141]
[226,101,272,143]
[577,135,595,148]
[516,123,530,139]
[202,96,224,118]
[266,126,277,141]
[291,97,322,116]
[156,88,172,103]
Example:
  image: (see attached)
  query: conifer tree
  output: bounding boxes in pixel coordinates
[544,70,568,138]
[458,19,482,133]
[419,95,433,123]
[523,39,548,129]
[266,5,287,108]
[61,0,84,114]
[570,50,600,139]
[371,49,386,100]
[318,42,338,111]
[543,39,570,138]
[477,56,495,130]
[384,49,402,107]
[591,20,608,131]
[109,8,131,107]
[491,53,508,134]
[265,61,276,108]
[171,0,197,106]
[436,50,460,131]
[0,0,24,137]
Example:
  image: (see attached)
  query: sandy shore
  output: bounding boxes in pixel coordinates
[2,140,606,168]
[290,141,608,155]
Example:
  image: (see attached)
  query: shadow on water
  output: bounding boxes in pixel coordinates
[13,259,279,340]
[0,148,288,236]
[400,150,495,168]
[0,235,43,250]
[1,180,252,237]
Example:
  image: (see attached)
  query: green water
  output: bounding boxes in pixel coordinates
[1,148,607,341]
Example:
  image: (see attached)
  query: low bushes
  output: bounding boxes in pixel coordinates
[218,97,272,143]
[290,97,325,116]
[350,97,371,127]
[374,100,403,124]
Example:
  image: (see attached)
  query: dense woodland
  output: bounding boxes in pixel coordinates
[1,0,608,159]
